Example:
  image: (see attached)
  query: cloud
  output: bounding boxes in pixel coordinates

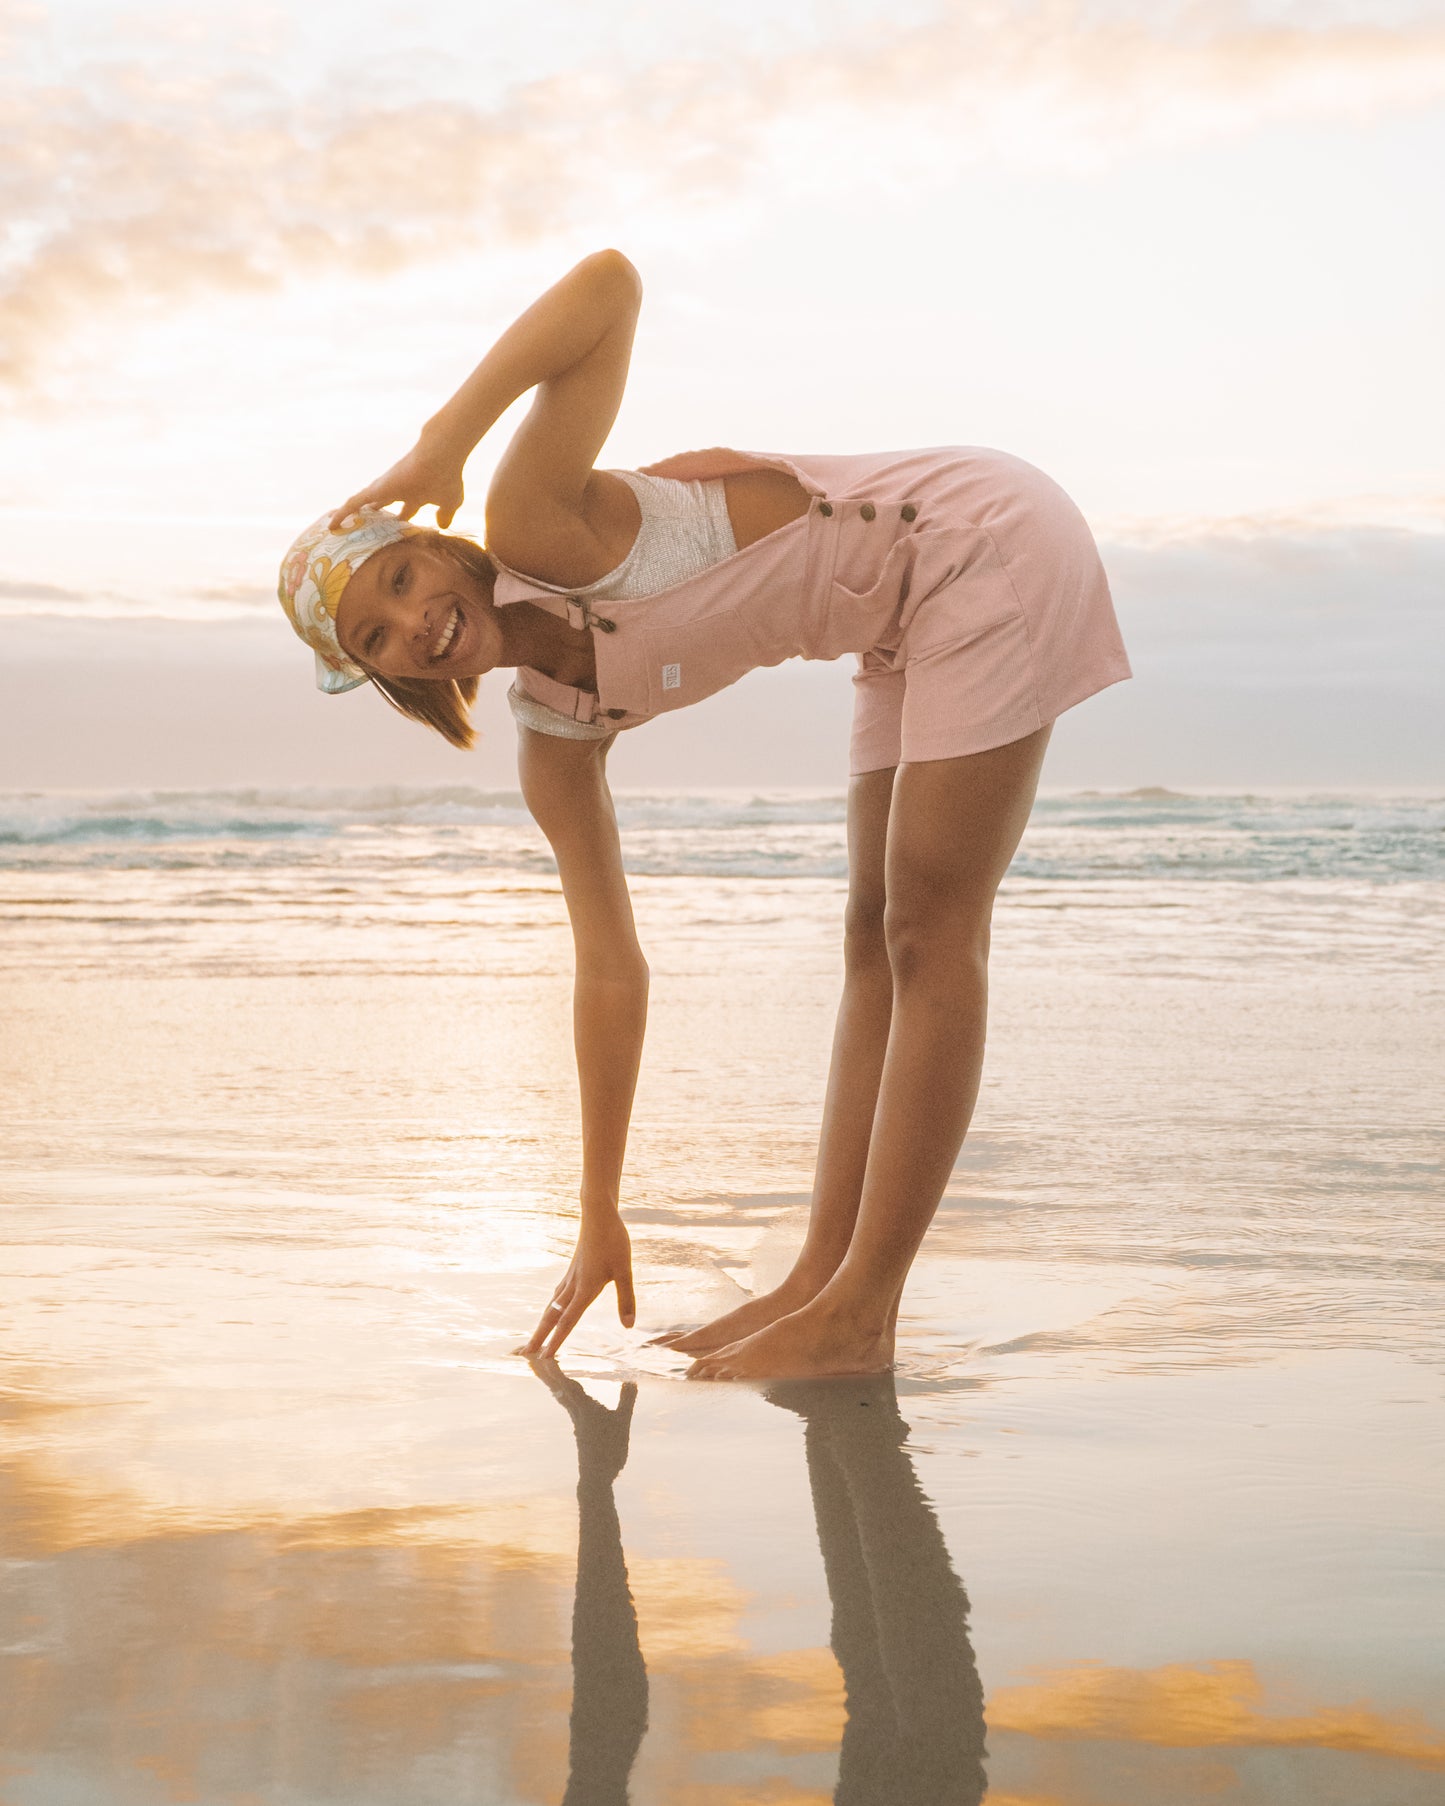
[191,580,279,605]
[0,560,288,618]
[4,2,1445,384]
[0,577,87,602]
[0,578,273,619]
[0,77,575,387]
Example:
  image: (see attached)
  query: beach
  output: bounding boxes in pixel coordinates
[2,786,1442,1804]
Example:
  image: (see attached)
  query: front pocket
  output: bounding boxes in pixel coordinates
[829,530,918,605]
[808,534,930,661]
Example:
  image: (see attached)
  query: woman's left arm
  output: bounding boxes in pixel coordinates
[518,728,650,1358]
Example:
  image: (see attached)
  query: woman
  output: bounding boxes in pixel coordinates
[276,250,1130,1380]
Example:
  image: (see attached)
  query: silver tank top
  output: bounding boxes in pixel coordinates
[506,470,737,739]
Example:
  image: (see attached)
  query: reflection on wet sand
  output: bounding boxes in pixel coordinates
[769,1376,987,1806]
[1,1377,838,1803]
[537,1365,985,1805]
[4,1367,1442,1804]
[534,1363,649,1805]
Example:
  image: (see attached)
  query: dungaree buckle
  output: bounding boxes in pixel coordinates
[569,596,616,633]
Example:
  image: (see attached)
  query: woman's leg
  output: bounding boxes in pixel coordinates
[690,725,1051,1380]
[657,768,897,1354]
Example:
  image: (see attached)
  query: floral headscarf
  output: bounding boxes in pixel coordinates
[277,508,425,693]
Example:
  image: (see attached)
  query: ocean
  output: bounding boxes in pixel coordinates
[2,786,1442,1803]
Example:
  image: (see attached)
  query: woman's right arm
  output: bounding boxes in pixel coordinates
[518,727,649,1358]
[331,248,641,539]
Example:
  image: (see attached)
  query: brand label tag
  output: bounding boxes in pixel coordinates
[661,663,682,690]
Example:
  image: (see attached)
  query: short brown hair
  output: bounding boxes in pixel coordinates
[362,529,493,750]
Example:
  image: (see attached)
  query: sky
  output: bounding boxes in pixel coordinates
[1,0,1442,790]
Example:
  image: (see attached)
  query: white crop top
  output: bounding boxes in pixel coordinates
[505,470,737,739]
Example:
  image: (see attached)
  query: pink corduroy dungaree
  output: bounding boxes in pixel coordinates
[495,446,1131,773]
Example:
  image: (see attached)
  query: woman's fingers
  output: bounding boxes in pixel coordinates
[326,470,461,533]
[541,1293,590,1358]
[329,483,397,528]
[522,1287,571,1354]
[326,491,448,531]
[436,480,464,530]
[329,491,376,530]
[520,1256,638,1361]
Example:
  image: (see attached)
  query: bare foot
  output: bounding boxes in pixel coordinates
[649,1275,824,1357]
[688,1300,894,1381]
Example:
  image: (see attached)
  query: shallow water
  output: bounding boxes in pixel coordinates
[2,789,1443,1803]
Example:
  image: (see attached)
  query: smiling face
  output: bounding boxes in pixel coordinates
[334,536,504,682]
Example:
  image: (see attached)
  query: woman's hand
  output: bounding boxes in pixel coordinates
[522,1210,637,1359]
[329,435,467,531]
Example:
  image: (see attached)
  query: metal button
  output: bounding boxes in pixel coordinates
[818,501,834,517]
[901,503,918,522]
[860,502,876,522]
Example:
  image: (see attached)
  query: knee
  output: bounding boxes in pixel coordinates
[843,887,889,973]
[884,886,992,989]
